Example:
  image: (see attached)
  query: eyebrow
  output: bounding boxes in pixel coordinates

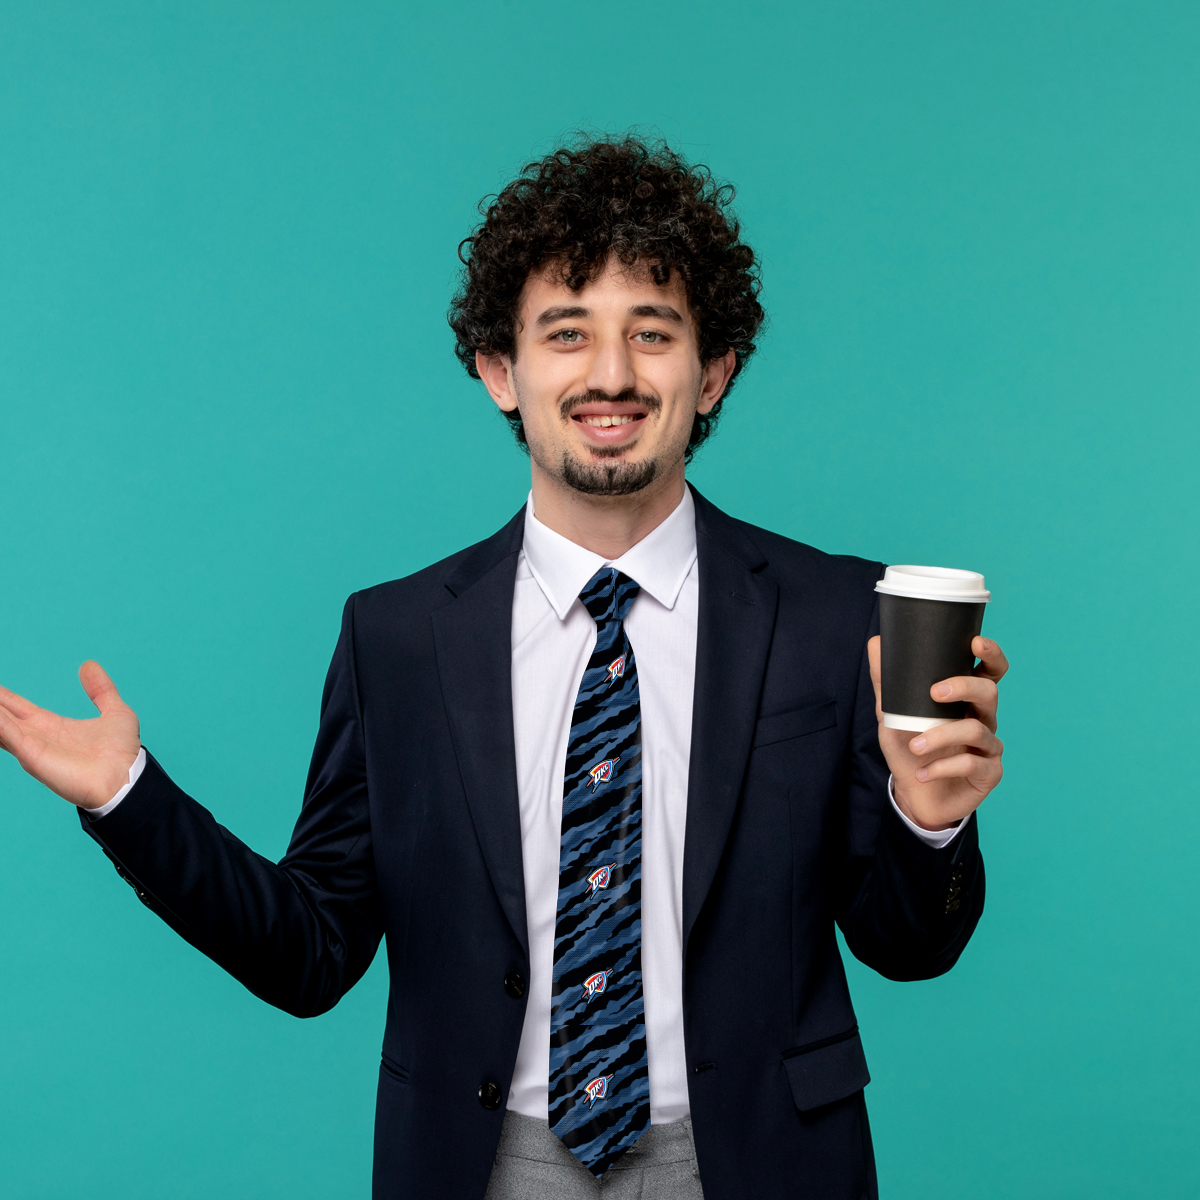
[534,303,685,326]
[628,304,684,323]
[535,305,589,326]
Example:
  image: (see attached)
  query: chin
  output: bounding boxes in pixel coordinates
[560,451,661,497]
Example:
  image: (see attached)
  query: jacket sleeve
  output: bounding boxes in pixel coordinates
[79,594,382,1017]
[834,592,985,981]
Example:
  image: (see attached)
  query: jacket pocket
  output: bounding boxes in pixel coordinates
[782,1027,870,1112]
[754,700,837,749]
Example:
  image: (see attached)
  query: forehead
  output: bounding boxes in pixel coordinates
[518,257,691,325]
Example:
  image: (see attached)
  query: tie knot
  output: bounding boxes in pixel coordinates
[579,567,640,626]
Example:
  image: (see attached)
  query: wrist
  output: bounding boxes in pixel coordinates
[83,746,144,812]
[891,783,961,833]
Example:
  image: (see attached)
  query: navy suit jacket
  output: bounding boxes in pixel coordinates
[82,487,984,1199]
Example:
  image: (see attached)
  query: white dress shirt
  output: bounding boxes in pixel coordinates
[94,488,965,1125]
[507,488,701,1124]
[504,488,963,1126]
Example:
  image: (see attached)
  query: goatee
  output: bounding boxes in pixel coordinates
[525,387,666,497]
[559,451,660,496]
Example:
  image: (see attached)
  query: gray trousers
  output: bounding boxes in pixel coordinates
[484,1110,706,1199]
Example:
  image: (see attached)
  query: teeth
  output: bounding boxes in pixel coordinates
[582,415,637,427]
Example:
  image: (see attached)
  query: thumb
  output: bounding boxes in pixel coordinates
[79,661,126,715]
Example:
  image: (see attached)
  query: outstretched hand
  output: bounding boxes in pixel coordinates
[867,635,1008,832]
[0,662,141,810]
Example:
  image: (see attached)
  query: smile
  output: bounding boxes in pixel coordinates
[577,414,642,427]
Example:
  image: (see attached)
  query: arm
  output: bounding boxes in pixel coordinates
[1,597,382,1018]
[835,600,1006,981]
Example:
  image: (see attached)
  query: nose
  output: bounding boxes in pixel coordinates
[583,330,637,398]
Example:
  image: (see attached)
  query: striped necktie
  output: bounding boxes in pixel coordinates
[548,567,651,1178]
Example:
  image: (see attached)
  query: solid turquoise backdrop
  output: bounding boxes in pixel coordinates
[2,2,1197,1196]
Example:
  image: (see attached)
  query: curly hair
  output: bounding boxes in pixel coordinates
[448,134,764,459]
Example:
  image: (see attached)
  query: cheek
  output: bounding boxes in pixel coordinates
[515,355,578,417]
[653,384,704,432]
[512,375,558,430]
[643,350,702,404]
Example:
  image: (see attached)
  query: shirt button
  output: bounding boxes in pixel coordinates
[478,1081,502,1110]
[504,971,526,999]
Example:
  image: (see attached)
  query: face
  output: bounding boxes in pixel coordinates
[477,258,735,498]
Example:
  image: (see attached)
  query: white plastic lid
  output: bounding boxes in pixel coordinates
[874,564,990,603]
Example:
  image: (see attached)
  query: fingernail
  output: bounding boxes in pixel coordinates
[911,736,926,753]
[936,683,953,698]
[915,768,929,781]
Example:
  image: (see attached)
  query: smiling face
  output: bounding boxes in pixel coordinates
[477,258,735,503]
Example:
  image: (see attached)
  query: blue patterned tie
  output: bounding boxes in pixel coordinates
[548,567,650,1178]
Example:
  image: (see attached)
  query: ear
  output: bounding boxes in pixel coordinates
[697,349,738,415]
[476,351,519,413]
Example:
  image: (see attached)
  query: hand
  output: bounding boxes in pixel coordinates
[867,635,1008,832]
[0,662,141,810]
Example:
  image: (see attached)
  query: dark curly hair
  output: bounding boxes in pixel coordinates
[448,134,765,459]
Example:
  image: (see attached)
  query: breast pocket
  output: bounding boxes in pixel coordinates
[753,700,837,749]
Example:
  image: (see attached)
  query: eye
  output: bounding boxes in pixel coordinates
[552,328,582,343]
[636,330,667,344]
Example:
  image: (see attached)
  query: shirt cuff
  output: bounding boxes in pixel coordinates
[88,747,146,820]
[888,775,967,849]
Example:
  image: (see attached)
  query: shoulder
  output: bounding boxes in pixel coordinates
[743,520,883,639]
[692,488,883,605]
[692,493,884,698]
[342,505,526,633]
[350,544,479,618]
[736,517,883,595]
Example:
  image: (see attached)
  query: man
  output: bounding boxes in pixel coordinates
[0,136,1006,1199]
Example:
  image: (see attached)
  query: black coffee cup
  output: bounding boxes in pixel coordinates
[875,566,990,732]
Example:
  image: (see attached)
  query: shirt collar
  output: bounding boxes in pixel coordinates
[521,486,697,621]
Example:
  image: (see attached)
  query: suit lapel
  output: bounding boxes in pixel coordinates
[430,490,778,960]
[431,508,530,957]
[682,489,779,952]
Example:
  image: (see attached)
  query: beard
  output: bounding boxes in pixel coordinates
[559,448,661,496]
[525,387,669,497]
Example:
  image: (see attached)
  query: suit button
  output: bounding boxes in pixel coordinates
[504,971,526,999]
[478,1081,502,1110]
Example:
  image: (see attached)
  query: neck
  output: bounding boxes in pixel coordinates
[529,459,687,559]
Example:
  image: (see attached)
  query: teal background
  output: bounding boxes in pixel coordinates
[2,2,1197,1196]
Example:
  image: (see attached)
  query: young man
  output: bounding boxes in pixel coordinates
[0,136,1006,1199]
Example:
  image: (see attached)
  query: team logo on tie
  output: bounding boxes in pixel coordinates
[586,864,616,896]
[587,757,620,791]
[605,655,626,683]
[582,968,614,1001]
[582,1073,615,1108]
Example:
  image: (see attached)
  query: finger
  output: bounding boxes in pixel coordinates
[909,718,1002,759]
[79,661,126,715]
[914,750,1003,788]
[972,637,1008,682]
[929,675,999,728]
[868,638,888,710]
[0,683,40,721]
[0,704,28,757]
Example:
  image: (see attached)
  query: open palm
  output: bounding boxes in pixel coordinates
[0,662,141,809]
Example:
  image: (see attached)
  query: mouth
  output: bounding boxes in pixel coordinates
[567,401,650,446]
[578,413,641,428]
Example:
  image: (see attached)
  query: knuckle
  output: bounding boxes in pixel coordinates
[976,753,1001,781]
